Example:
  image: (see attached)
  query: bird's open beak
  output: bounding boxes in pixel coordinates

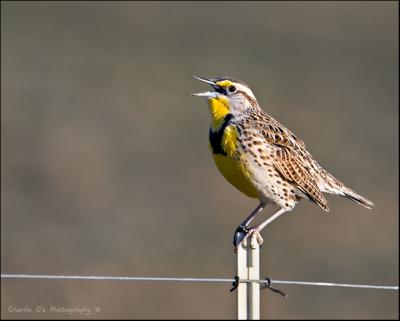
[192,76,219,98]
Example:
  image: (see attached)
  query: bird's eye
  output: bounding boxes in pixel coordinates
[228,85,236,93]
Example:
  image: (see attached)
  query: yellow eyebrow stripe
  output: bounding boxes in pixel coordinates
[215,80,232,87]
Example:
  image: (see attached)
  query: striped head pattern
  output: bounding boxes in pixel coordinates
[192,76,260,119]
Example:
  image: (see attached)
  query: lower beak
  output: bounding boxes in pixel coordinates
[192,91,219,98]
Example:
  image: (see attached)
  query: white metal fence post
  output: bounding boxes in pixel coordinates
[237,240,247,319]
[237,234,261,320]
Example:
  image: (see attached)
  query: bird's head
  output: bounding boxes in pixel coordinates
[192,76,259,119]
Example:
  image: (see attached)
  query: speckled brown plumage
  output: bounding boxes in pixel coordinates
[232,108,373,211]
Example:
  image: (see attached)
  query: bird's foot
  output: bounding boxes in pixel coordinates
[233,225,264,253]
[233,225,248,252]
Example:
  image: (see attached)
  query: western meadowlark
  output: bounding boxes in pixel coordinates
[192,76,374,251]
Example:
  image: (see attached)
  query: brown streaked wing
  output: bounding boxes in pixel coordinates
[242,112,328,210]
[261,121,306,151]
[251,115,328,211]
[273,149,329,211]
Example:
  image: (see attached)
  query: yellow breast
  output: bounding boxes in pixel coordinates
[206,96,258,198]
[209,125,258,199]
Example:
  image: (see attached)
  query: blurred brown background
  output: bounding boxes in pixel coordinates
[1,1,398,319]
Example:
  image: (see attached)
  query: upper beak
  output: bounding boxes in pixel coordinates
[192,76,218,98]
[191,76,216,86]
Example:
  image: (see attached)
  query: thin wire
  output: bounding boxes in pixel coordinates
[1,274,398,291]
[0,274,232,283]
[267,280,399,290]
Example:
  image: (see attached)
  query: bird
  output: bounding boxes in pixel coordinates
[192,76,374,251]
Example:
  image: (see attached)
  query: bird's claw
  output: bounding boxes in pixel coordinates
[233,225,264,252]
[233,224,248,252]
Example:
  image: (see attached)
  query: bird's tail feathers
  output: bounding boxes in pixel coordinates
[342,190,374,209]
[319,170,374,209]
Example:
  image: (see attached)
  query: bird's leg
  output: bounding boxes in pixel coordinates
[240,202,265,227]
[234,207,290,251]
[233,202,265,250]
[255,207,290,232]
